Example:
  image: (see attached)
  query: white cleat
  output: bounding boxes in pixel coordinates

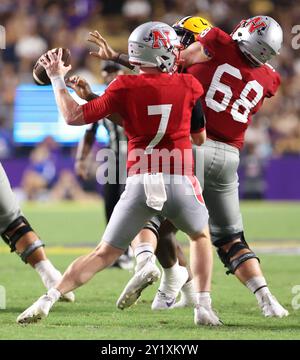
[59,291,75,303]
[17,294,54,324]
[259,293,289,318]
[116,255,161,310]
[151,290,176,310]
[194,305,223,326]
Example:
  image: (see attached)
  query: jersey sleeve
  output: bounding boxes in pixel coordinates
[190,98,206,134]
[82,77,124,124]
[196,27,230,58]
[189,76,205,133]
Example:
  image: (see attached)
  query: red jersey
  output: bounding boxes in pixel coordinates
[83,73,203,175]
[187,27,280,149]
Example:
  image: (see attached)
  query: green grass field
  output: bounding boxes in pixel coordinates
[0,201,300,340]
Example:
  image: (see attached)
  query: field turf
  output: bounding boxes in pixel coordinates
[0,201,300,340]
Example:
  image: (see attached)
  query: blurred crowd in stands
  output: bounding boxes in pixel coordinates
[0,0,299,200]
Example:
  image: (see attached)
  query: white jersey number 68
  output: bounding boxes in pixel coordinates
[205,63,264,123]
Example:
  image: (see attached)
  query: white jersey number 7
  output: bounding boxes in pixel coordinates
[144,104,172,154]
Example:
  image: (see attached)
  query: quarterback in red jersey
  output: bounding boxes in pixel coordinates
[17,22,221,326]
[83,72,203,176]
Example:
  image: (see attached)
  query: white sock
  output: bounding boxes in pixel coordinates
[159,261,188,297]
[182,279,194,292]
[173,279,196,307]
[181,280,196,300]
[47,287,61,303]
[245,276,271,303]
[134,243,154,265]
[163,261,182,279]
[196,291,211,307]
[35,259,62,289]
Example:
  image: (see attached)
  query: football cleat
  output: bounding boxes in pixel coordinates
[151,290,176,310]
[194,305,223,326]
[259,293,289,318]
[17,294,54,324]
[111,253,135,271]
[116,255,161,309]
[59,291,75,302]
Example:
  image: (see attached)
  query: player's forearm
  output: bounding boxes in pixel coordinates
[56,89,84,125]
[51,76,85,125]
[181,42,211,68]
[86,93,99,101]
[191,129,206,146]
[115,53,135,70]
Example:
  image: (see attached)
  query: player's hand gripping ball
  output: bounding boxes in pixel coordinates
[33,48,71,85]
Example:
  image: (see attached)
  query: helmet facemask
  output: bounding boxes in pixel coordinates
[172,26,195,49]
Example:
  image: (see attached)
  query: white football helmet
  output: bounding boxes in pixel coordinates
[231,16,283,66]
[128,21,181,73]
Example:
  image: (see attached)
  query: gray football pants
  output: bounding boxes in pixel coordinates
[102,174,209,250]
[0,163,22,234]
[194,139,243,244]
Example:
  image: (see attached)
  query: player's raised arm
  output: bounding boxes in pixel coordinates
[39,49,85,125]
[88,30,134,70]
[180,41,211,68]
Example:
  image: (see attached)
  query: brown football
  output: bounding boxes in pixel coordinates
[33,48,71,86]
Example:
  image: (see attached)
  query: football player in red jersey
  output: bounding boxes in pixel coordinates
[68,17,212,311]
[17,22,222,326]
[89,15,289,317]
[179,15,288,317]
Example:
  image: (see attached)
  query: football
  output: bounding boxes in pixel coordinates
[32,48,71,85]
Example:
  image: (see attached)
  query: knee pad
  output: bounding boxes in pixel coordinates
[1,216,44,263]
[143,216,164,240]
[215,232,260,275]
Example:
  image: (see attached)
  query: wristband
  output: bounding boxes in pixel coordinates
[51,75,67,91]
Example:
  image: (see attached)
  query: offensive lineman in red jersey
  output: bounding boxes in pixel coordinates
[92,15,288,317]
[179,16,288,317]
[17,22,222,326]
[146,16,288,316]
[185,24,280,149]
